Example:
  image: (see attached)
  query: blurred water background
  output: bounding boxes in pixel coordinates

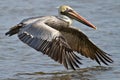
[0,0,120,80]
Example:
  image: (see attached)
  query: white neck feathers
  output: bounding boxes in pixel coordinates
[59,14,73,25]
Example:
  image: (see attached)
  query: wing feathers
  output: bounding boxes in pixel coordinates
[60,27,113,65]
[18,23,82,70]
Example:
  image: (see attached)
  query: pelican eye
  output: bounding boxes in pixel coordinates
[60,8,73,15]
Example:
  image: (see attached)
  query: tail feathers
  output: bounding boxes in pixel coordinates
[5,24,22,36]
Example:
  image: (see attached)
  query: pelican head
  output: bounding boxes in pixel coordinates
[59,5,97,29]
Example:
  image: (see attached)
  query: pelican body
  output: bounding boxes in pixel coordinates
[5,5,113,70]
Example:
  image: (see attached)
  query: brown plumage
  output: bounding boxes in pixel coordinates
[5,5,113,70]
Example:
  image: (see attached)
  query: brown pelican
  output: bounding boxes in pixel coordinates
[5,5,113,70]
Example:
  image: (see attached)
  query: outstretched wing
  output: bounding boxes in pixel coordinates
[60,26,113,65]
[18,21,82,70]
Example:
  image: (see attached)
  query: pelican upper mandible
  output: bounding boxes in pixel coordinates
[5,5,113,70]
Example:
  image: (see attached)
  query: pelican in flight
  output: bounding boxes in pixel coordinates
[5,5,113,70]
